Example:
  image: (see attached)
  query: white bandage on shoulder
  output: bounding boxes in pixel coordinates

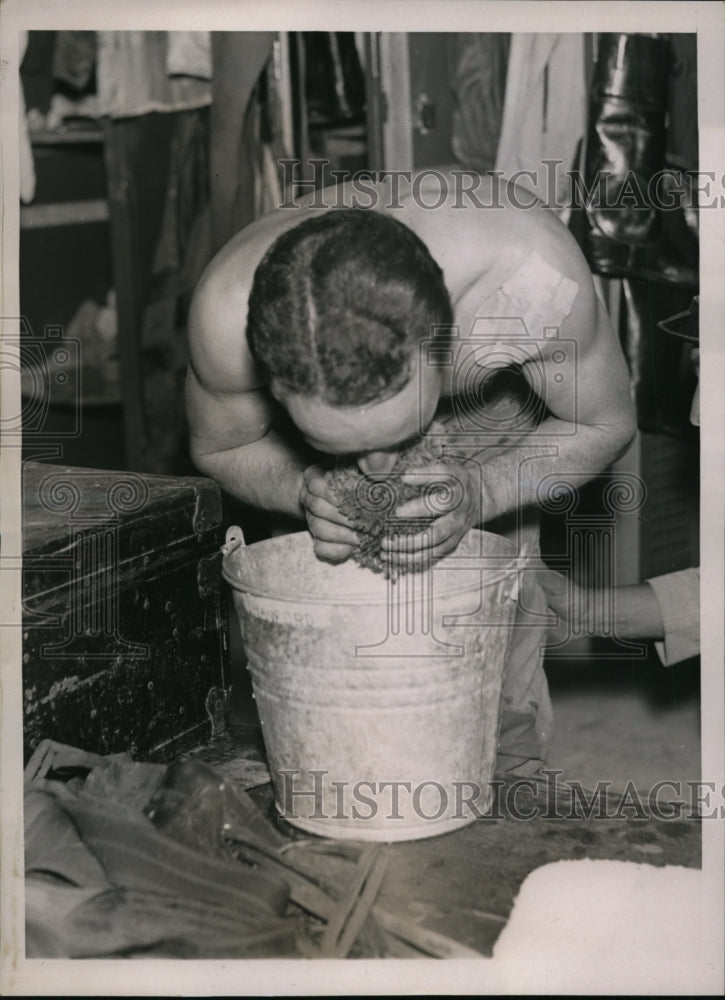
[453,249,581,347]
[497,250,580,336]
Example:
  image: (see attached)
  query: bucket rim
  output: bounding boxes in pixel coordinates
[222,539,521,606]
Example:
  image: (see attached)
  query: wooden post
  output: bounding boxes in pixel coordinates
[103,117,147,471]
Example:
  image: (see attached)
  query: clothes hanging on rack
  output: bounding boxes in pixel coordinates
[19,31,36,204]
[302,33,365,124]
[96,32,212,118]
[451,33,510,173]
[575,34,698,290]
[583,33,670,271]
[166,31,213,80]
[565,34,699,439]
[665,34,698,172]
[52,31,96,91]
[495,33,586,213]
[618,278,697,436]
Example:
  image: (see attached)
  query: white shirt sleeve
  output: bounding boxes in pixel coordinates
[645,568,700,666]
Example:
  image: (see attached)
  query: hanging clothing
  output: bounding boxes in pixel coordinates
[451,33,510,173]
[495,33,586,213]
[666,33,698,171]
[96,32,212,118]
[576,34,698,290]
[52,31,96,91]
[19,31,36,204]
[166,31,212,80]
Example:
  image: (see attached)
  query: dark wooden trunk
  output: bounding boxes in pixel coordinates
[22,462,229,762]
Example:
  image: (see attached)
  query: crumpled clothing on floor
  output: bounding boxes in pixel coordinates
[24,751,294,958]
[23,740,391,960]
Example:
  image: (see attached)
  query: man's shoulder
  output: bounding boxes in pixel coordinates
[395,173,591,292]
[197,210,301,303]
[187,229,268,393]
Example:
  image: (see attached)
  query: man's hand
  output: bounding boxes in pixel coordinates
[539,567,666,642]
[380,461,481,571]
[537,567,600,644]
[537,568,583,628]
[300,465,359,563]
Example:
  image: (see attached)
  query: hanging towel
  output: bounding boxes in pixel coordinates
[495,33,586,215]
[166,32,212,80]
[96,32,212,118]
[19,31,36,204]
[451,33,511,173]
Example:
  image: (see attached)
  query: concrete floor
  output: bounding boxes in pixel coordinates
[544,640,701,799]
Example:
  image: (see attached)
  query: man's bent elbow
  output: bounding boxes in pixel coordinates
[188,440,221,480]
[609,401,637,464]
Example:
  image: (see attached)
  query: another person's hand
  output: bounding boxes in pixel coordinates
[300,465,359,563]
[539,568,668,643]
[380,461,480,571]
[537,567,593,636]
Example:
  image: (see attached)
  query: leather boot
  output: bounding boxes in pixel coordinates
[583,33,670,274]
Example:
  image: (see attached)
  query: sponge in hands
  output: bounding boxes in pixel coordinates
[324,421,449,578]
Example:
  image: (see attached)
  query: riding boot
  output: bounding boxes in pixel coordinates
[583,32,670,275]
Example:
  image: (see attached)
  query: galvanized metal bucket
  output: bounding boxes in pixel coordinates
[222,526,520,842]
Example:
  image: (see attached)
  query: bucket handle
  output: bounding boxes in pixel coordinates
[221,524,246,557]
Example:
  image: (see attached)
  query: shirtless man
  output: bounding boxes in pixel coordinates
[186,172,636,774]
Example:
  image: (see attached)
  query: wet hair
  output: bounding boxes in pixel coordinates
[246,208,453,406]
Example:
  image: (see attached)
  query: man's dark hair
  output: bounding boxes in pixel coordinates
[246,208,453,406]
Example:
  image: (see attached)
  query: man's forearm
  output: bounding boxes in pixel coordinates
[471,415,635,522]
[191,430,308,518]
[538,568,665,641]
